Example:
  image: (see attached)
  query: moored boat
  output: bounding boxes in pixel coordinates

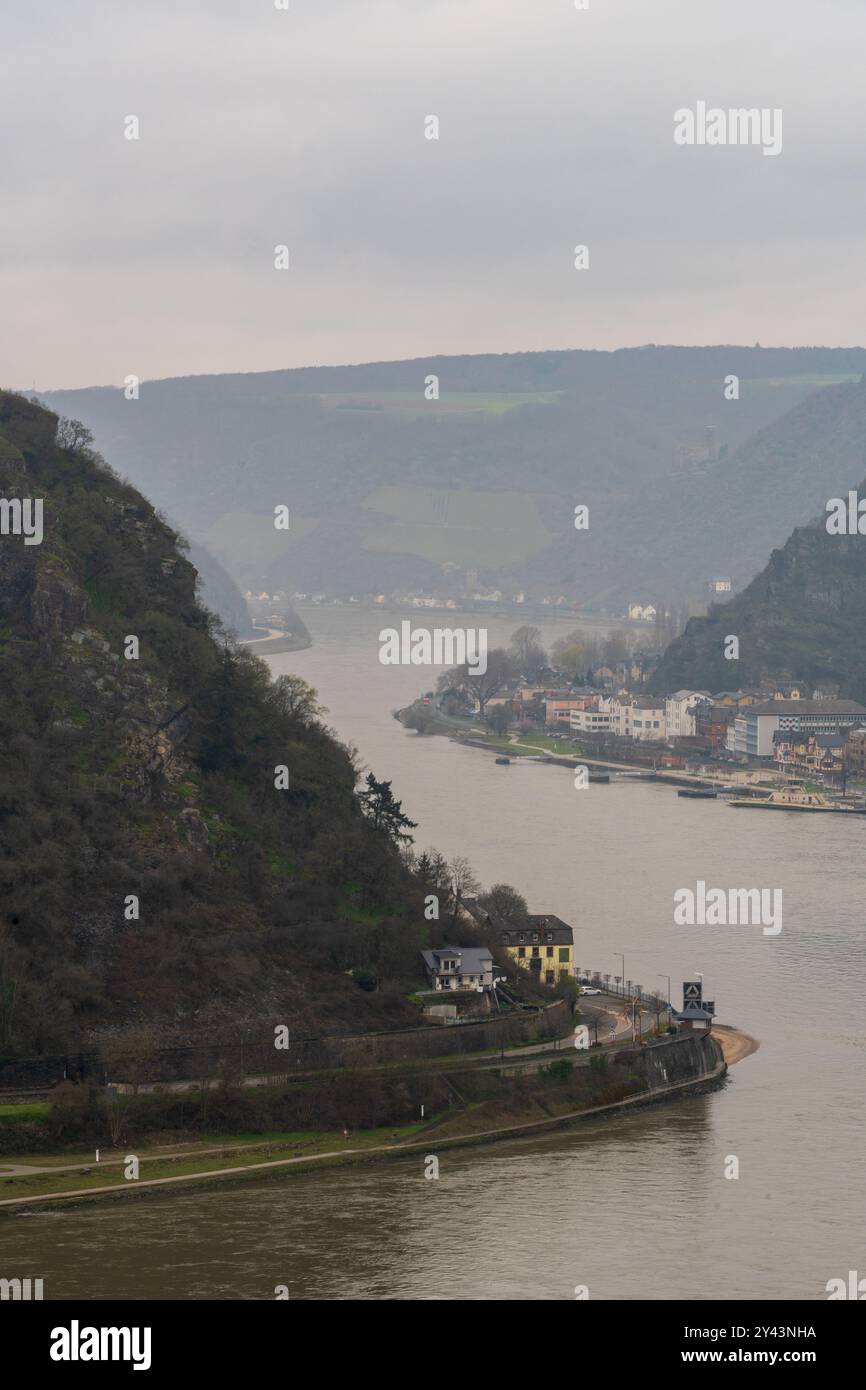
[727,781,866,813]
[678,787,717,799]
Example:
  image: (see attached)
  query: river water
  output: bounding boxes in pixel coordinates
[5,606,866,1300]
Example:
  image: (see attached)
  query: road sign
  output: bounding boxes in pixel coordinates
[683,980,703,1002]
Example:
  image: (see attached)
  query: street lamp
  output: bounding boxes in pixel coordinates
[615,952,625,999]
[658,973,671,1036]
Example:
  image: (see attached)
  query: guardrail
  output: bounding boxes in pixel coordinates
[578,971,669,1012]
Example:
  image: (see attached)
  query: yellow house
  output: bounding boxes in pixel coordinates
[499,914,574,986]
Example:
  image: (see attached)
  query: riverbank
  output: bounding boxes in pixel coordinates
[238,627,312,657]
[0,1031,736,1212]
[396,702,757,788]
[711,1023,760,1065]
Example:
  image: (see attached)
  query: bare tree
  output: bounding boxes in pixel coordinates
[55,417,94,454]
[601,629,635,664]
[486,703,511,735]
[479,883,531,929]
[509,626,547,679]
[448,855,482,930]
[101,1091,126,1147]
[99,1026,161,1096]
[0,932,18,1050]
[446,647,515,720]
[551,631,585,678]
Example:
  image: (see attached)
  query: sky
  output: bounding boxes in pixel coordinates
[3,0,866,389]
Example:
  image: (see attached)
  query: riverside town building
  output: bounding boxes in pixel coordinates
[727,700,866,758]
[498,915,574,986]
[421,946,496,992]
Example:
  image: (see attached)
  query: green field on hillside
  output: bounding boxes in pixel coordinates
[361,486,552,566]
[747,374,861,390]
[319,390,562,417]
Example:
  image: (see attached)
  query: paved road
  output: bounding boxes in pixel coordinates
[238,627,286,646]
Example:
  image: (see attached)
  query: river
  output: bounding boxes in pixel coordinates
[5,606,866,1300]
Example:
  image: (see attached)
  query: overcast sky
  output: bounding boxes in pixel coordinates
[3,0,865,389]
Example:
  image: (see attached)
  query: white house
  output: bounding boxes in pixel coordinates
[664,690,713,741]
[628,696,666,741]
[608,694,631,737]
[421,946,496,992]
[609,695,665,741]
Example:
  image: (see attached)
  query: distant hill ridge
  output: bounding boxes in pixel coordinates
[40,343,866,394]
[36,345,866,610]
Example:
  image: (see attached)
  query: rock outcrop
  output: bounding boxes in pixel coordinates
[651,484,866,700]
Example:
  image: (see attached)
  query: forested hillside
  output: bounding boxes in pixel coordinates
[0,392,429,1059]
[636,373,866,603]
[651,487,866,699]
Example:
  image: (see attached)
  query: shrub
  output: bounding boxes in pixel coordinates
[540,1058,573,1083]
[46,1081,100,1140]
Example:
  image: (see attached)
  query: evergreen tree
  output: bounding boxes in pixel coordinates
[358,773,418,845]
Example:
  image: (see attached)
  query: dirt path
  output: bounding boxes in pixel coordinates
[239,627,284,645]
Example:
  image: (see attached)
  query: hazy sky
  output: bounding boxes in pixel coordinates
[4,0,865,389]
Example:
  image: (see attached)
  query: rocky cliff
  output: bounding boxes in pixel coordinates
[651,487,866,699]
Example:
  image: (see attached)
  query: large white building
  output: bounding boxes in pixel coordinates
[664,690,713,741]
[629,697,666,741]
[729,699,866,759]
[609,695,665,741]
